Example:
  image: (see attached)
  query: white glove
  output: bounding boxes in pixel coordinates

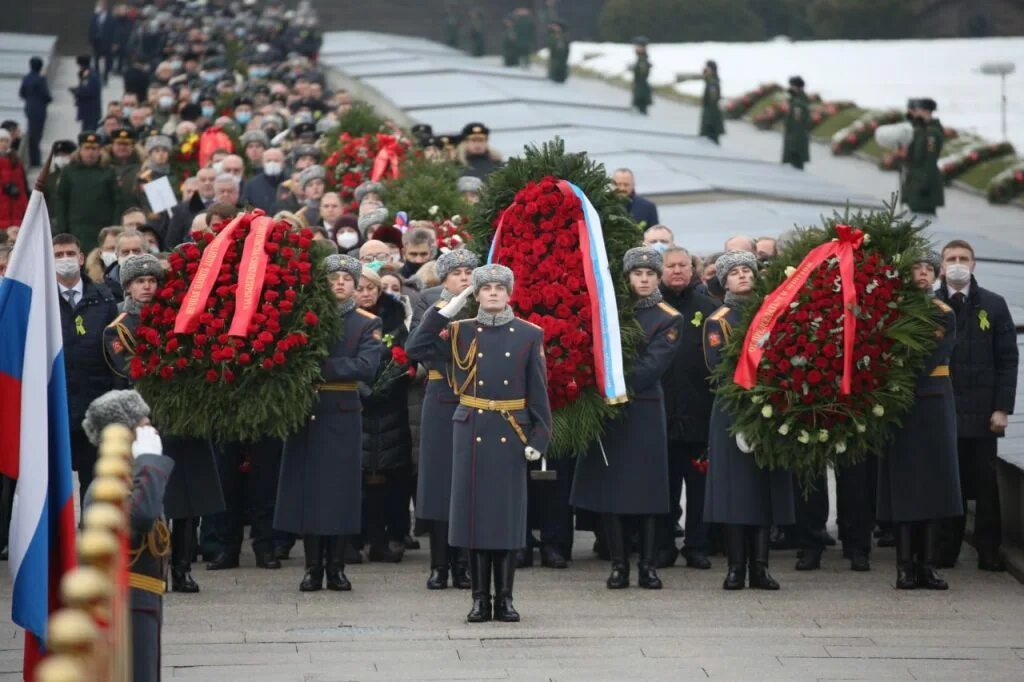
[735,432,753,454]
[438,285,474,319]
[132,425,163,458]
[524,446,542,462]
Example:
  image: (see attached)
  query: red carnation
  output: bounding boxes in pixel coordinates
[205,370,219,383]
[391,346,409,365]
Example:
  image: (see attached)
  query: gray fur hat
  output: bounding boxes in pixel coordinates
[622,246,663,276]
[291,144,320,162]
[456,175,483,194]
[357,206,389,235]
[914,250,941,273]
[298,164,325,188]
[240,130,269,148]
[120,254,165,288]
[144,134,173,153]
[324,253,362,281]
[715,249,759,286]
[354,181,385,203]
[471,264,514,294]
[82,390,150,446]
[436,249,480,282]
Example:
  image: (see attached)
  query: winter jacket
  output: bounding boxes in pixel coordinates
[60,278,119,428]
[361,294,413,474]
[56,155,117,252]
[625,192,659,229]
[0,153,29,226]
[240,172,284,213]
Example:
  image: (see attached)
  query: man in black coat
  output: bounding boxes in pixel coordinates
[88,1,116,84]
[71,56,102,133]
[18,57,52,168]
[936,239,1018,571]
[163,167,216,248]
[53,233,119,510]
[658,246,718,568]
[240,147,285,212]
[612,168,659,229]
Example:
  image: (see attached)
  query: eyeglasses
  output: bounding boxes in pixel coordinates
[360,254,389,263]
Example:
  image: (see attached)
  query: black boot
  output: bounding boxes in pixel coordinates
[492,551,520,622]
[603,514,629,589]
[748,526,780,590]
[637,515,662,589]
[917,521,948,590]
[451,547,472,589]
[170,518,199,593]
[466,550,492,623]
[722,524,746,590]
[325,535,352,591]
[895,523,916,590]
[300,535,324,592]
[427,521,450,590]
[795,545,823,571]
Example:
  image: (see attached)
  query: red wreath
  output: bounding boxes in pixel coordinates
[323,132,414,212]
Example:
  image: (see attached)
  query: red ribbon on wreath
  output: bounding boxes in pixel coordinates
[228,215,274,337]
[174,214,246,334]
[734,224,864,395]
[370,139,402,182]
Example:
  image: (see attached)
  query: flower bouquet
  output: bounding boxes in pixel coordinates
[830,110,903,155]
[323,132,414,212]
[880,127,959,172]
[722,83,781,120]
[466,138,643,456]
[170,131,201,193]
[711,206,943,484]
[368,337,416,397]
[987,162,1024,204]
[131,212,343,441]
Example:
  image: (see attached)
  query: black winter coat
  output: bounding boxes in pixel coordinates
[60,279,119,429]
[361,294,413,474]
[937,277,1018,439]
[660,283,719,444]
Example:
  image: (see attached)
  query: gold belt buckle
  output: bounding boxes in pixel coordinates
[488,399,496,410]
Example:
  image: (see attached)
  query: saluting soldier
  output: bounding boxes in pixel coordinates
[571,247,684,591]
[546,21,570,84]
[703,251,795,590]
[632,37,653,115]
[902,98,945,215]
[408,249,480,590]
[782,76,811,169]
[103,253,163,388]
[407,264,552,623]
[274,254,384,593]
[82,389,174,682]
[878,252,962,589]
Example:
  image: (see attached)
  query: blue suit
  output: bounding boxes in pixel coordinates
[72,68,102,132]
[19,70,51,166]
[626,192,659,229]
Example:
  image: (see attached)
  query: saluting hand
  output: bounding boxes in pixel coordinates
[439,284,474,319]
[132,425,163,458]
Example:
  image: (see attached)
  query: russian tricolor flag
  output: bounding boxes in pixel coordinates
[0,189,77,679]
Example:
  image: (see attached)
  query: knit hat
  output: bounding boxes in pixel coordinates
[360,266,382,288]
[82,390,150,446]
[240,130,269,147]
[120,254,165,288]
[324,254,362,281]
[472,264,514,295]
[358,206,389,235]
[145,135,172,153]
[714,250,759,286]
[436,249,480,282]
[298,164,325,189]
[622,246,663,276]
[354,181,384,203]
[456,175,483,194]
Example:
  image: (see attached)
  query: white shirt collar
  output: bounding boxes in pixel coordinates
[60,279,84,300]
[948,281,971,298]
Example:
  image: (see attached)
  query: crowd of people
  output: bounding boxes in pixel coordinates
[0,4,1019,673]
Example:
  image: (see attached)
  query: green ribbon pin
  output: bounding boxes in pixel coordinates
[691,311,704,328]
[75,315,86,336]
[978,309,990,331]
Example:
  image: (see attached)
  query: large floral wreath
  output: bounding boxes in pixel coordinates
[323,132,414,212]
[467,139,643,457]
[131,212,342,442]
[711,207,942,484]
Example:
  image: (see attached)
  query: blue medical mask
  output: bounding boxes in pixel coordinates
[651,242,669,255]
[201,105,215,118]
[235,111,252,125]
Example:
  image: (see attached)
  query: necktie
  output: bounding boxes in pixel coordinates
[951,292,966,318]
[65,289,77,308]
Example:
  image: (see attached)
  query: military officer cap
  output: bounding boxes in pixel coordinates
[324,254,362,281]
[110,128,136,143]
[293,121,317,139]
[240,130,269,147]
[52,139,77,155]
[919,98,938,112]
[789,75,805,88]
[82,390,151,446]
[715,250,759,286]
[422,135,441,150]
[623,245,664,276]
[354,181,385,203]
[456,175,483,194]
[439,134,461,149]
[78,131,101,147]
[914,250,942,274]
[907,98,924,110]
[633,36,649,46]
[291,144,320,162]
[121,254,165,289]
[299,164,326,189]
[472,264,514,294]
[461,122,490,139]
[436,249,480,282]
[705,59,717,71]
[410,123,433,138]
[145,135,173,153]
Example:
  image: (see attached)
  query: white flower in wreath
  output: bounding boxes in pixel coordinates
[855,422,867,433]
[835,441,848,454]
[862,233,872,244]
[797,430,811,444]
[428,205,439,217]
[735,432,754,453]
[784,266,796,278]
[778,423,790,436]
[761,405,773,418]
[751,395,764,404]
[872,404,885,417]
[817,429,829,442]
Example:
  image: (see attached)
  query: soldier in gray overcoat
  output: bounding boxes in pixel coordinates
[407,249,479,590]
[571,246,683,591]
[407,264,552,623]
[82,390,174,682]
[703,250,795,590]
[274,254,383,592]
[878,252,962,590]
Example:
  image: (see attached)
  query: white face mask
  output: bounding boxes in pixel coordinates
[158,96,174,110]
[263,161,283,176]
[55,256,80,278]
[337,231,359,249]
[212,161,224,174]
[100,251,117,267]
[945,263,971,286]
[53,155,70,169]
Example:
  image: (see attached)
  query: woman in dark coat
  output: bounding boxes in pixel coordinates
[877,254,962,590]
[357,266,414,562]
[275,254,383,592]
[703,250,795,590]
[572,246,683,590]
[407,250,479,590]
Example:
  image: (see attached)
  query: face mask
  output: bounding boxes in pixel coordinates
[55,257,80,278]
[53,155,70,169]
[945,263,971,285]
[650,242,669,255]
[100,251,117,267]
[212,161,224,174]
[235,111,252,125]
[123,106,134,117]
[149,245,160,255]
[144,116,153,126]
[263,161,282,176]
[169,60,182,71]
[158,95,175,110]
[337,231,359,249]
[250,67,269,79]
[201,105,215,118]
